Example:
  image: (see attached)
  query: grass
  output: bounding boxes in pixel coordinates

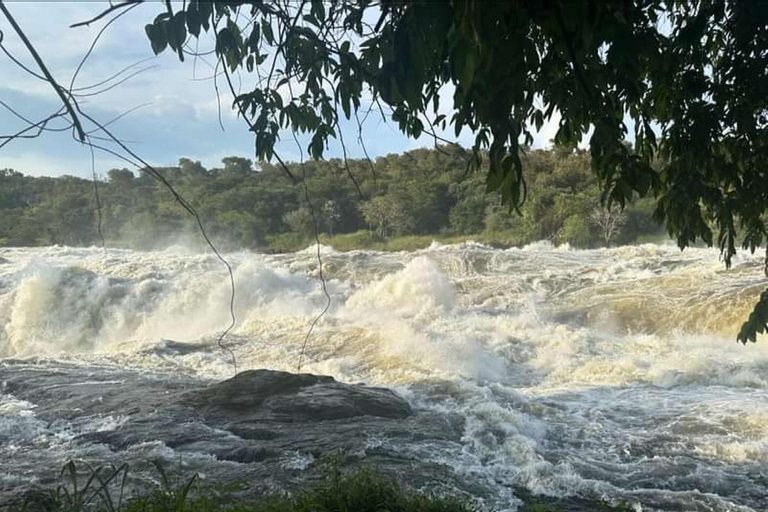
[518,500,635,512]
[632,232,674,245]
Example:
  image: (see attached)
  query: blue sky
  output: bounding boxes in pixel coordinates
[0,2,560,178]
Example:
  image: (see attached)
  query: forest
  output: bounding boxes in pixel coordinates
[0,145,665,252]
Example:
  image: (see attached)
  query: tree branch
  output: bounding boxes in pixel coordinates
[69,0,143,28]
[0,1,86,142]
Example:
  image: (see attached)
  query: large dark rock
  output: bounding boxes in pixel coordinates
[189,369,411,422]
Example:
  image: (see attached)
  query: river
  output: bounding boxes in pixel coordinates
[1,242,767,511]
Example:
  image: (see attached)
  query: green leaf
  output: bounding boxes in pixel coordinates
[311,0,326,23]
[738,289,768,344]
[198,1,212,31]
[186,5,201,38]
[144,24,168,55]
[248,23,261,53]
[168,12,187,51]
[262,18,274,45]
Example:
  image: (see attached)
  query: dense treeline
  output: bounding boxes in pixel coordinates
[0,146,665,252]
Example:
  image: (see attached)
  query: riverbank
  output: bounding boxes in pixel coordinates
[264,229,672,253]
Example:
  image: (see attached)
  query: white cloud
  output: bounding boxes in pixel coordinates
[0,150,121,177]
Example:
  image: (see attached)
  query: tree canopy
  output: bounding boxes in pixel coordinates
[1,1,767,342]
[0,147,663,252]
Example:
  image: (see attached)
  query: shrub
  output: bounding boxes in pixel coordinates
[559,215,593,248]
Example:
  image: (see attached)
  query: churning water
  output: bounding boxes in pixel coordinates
[1,242,768,510]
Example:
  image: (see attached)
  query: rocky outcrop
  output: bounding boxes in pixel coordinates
[189,369,411,422]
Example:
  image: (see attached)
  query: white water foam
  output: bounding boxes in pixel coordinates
[2,243,768,510]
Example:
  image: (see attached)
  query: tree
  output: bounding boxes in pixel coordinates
[178,158,208,179]
[361,197,388,238]
[221,157,253,175]
[449,190,487,235]
[321,200,341,236]
[3,0,768,341]
[107,169,135,187]
[360,195,415,238]
[560,215,592,248]
[590,205,628,247]
[284,207,314,237]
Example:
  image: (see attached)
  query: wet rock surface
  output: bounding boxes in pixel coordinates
[189,370,412,422]
[0,362,468,506]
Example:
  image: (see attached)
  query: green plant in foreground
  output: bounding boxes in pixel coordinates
[246,470,472,512]
[21,461,130,512]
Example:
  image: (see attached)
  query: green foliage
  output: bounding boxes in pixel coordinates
[21,461,131,512]
[283,207,314,237]
[449,177,489,235]
[19,460,641,512]
[141,1,767,248]
[264,232,310,253]
[617,197,658,246]
[560,216,592,247]
[738,289,768,343]
[0,148,664,254]
[371,235,445,253]
[361,195,414,238]
[251,470,471,512]
[519,501,635,512]
[319,230,382,252]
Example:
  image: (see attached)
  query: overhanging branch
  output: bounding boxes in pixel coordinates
[0,1,86,142]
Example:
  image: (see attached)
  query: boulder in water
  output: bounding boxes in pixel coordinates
[189,369,412,422]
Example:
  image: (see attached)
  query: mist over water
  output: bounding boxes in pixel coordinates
[2,242,768,511]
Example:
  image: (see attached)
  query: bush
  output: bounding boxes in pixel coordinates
[379,235,440,252]
[264,232,309,253]
[249,470,472,512]
[476,230,528,248]
[559,215,593,247]
[320,230,382,251]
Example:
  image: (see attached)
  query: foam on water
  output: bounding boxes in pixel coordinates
[1,243,768,510]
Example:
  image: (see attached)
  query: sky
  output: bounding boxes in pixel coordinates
[0,2,560,178]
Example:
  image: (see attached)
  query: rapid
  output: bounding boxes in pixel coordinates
[1,242,767,511]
